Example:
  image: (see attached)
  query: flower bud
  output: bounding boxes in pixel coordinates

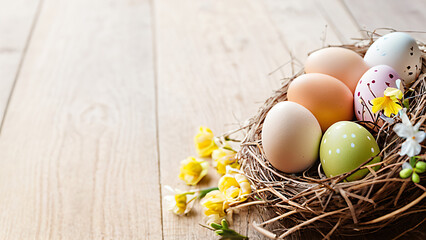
[399,168,412,179]
[200,190,228,224]
[221,219,229,229]
[218,171,251,205]
[179,157,209,185]
[212,147,239,175]
[194,126,218,157]
[412,172,420,183]
[415,161,426,173]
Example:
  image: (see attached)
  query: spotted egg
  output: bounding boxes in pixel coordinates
[320,121,381,181]
[364,32,422,84]
[354,65,399,123]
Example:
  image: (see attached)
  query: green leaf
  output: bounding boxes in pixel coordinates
[198,187,219,199]
[204,219,248,240]
[409,156,419,168]
[402,99,410,109]
[210,223,222,230]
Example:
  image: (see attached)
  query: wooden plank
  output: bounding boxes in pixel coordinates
[340,1,426,238]
[0,0,161,239]
[156,0,353,239]
[245,1,359,238]
[259,0,342,64]
[0,0,40,126]
[316,0,366,42]
[344,0,426,41]
[155,0,286,239]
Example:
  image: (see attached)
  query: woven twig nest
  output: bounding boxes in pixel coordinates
[235,33,426,239]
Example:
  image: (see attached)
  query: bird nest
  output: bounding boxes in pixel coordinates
[233,33,426,239]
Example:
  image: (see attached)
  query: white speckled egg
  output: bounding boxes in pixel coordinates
[320,121,381,181]
[364,32,422,84]
[262,101,322,173]
[354,65,399,122]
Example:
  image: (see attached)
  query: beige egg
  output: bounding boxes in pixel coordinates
[261,101,322,173]
[305,47,369,93]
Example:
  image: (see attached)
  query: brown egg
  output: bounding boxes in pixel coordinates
[288,73,354,132]
[305,47,369,93]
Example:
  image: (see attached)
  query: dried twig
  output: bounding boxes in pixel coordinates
[230,29,426,238]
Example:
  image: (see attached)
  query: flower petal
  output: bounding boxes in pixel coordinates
[204,214,225,225]
[218,171,251,205]
[371,96,387,113]
[396,79,403,92]
[394,123,415,139]
[179,157,209,185]
[383,100,402,117]
[384,87,403,99]
[200,190,227,223]
[212,147,238,175]
[400,139,421,157]
[414,130,426,143]
[194,126,218,157]
[414,122,421,131]
[402,162,413,170]
[399,109,412,126]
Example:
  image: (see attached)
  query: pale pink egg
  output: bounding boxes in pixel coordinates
[354,65,399,122]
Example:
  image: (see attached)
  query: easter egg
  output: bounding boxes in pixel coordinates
[262,101,322,173]
[305,47,369,93]
[320,121,381,181]
[354,65,399,123]
[288,73,354,132]
[364,32,422,84]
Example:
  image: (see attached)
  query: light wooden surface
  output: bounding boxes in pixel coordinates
[0,0,424,239]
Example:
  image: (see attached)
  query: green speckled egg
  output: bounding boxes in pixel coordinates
[320,121,380,181]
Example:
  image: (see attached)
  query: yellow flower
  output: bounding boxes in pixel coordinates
[194,126,218,157]
[179,157,209,185]
[371,87,403,117]
[212,147,240,175]
[218,171,251,205]
[163,186,196,216]
[200,190,228,224]
[174,194,187,215]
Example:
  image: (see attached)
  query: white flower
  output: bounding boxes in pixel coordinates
[396,79,403,92]
[163,186,197,216]
[380,114,395,124]
[393,109,425,157]
[402,162,413,170]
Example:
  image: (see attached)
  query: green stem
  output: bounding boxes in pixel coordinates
[198,187,219,199]
[182,186,218,197]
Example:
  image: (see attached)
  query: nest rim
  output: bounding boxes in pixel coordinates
[234,30,426,239]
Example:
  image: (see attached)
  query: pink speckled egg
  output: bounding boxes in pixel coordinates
[354,65,399,122]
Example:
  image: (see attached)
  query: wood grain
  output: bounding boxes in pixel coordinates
[0,0,161,239]
[0,0,40,127]
[344,0,426,41]
[340,1,426,238]
[260,0,342,64]
[156,0,356,239]
[316,0,366,42]
[155,0,286,239]
[0,0,424,239]
[245,0,359,238]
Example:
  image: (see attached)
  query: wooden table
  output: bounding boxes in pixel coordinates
[0,0,424,239]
